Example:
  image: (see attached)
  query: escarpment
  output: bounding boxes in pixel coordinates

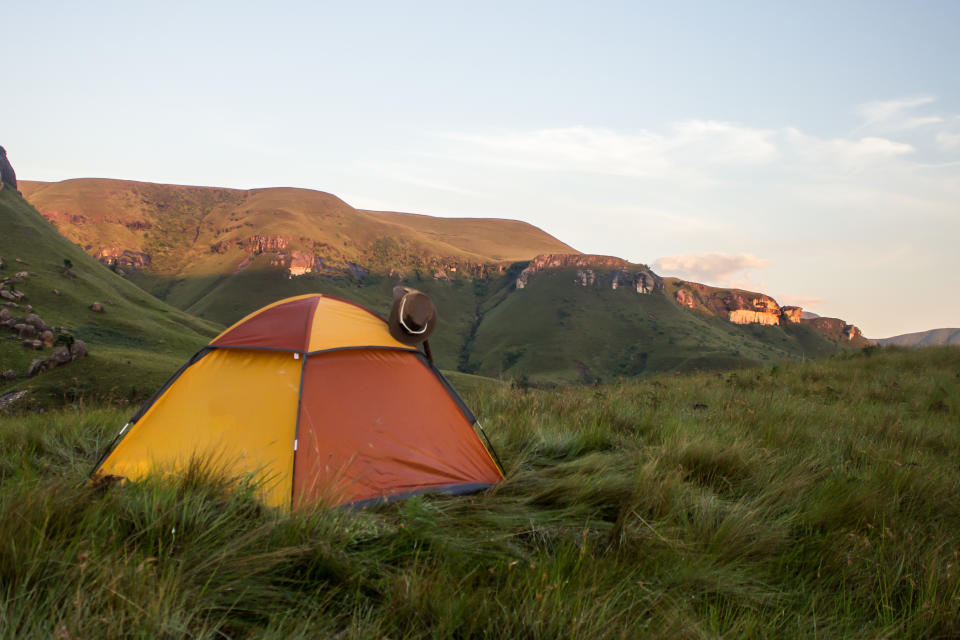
[516,254,663,294]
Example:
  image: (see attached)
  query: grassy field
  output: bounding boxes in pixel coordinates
[2,346,958,638]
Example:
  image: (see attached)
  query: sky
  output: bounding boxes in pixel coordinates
[3,1,959,338]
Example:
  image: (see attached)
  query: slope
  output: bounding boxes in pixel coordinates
[0,186,221,409]
[19,178,575,292]
[875,328,960,347]
[19,178,577,373]
[465,265,846,383]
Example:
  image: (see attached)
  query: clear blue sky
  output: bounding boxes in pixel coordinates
[4,1,959,337]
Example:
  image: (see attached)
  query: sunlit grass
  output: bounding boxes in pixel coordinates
[1,346,958,638]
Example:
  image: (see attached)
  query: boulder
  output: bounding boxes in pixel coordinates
[1,369,17,381]
[26,359,46,377]
[0,308,10,322]
[40,330,54,347]
[49,346,72,365]
[22,305,32,313]
[24,339,43,350]
[15,323,35,339]
[26,314,48,331]
[90,302,104,313]
[69,340,88,359]
[13,271,29,280]
[53,289,61,296]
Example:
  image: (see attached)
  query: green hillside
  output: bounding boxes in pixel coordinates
[0,187,221,409]
[19,178,575,285]
[2,346,958,637]
[465,267,844,382]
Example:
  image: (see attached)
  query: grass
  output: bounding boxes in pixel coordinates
[2,345,959,638]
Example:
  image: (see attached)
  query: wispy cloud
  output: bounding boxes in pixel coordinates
[856,96,943,131]
[441,120,778,182]
[652,252,771,286]
[776,295,825,309]
[439,118,924,186]
[937,130,960,150]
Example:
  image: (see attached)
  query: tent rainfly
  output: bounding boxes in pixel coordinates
[91,294,503,508]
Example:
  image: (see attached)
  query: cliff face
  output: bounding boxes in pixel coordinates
[0,146,16,190]
[516,254,663,294]
[667,280,866,348]
[781,306,803,323]
[95,247,151,269]
[803,317,871,347]
[671,281,783,325]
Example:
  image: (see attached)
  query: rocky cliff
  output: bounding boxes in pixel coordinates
[666,278,867,345]
[804,317,871,347]
[516,254,663,294]
[670,280,783,325]
[0,146,17,190]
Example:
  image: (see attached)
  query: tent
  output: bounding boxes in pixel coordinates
[91,294,503,508]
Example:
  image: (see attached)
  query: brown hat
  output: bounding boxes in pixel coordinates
[388,286,437,345]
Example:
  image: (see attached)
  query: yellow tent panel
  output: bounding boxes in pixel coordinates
[98,349,302,507]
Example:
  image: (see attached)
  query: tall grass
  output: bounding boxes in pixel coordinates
[1,346,958,638]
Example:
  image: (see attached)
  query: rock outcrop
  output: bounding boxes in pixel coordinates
[95,247,152,270]
[781,306,803,323]
[516,254,663,293]
[0,146,16,189]
[803,317,870,346]
[25,339,89,378]
[244,235,290,254]
[672,281,782,325]
[288,250,317,276]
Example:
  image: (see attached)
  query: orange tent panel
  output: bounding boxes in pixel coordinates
[293,349,502,506]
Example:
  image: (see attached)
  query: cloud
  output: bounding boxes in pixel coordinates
[776,295,825,309]
[857,96,942,130]
[937,130,960,150]
[782,129,916,168]
[652,253,771,285]
[439,119,926,187]
[440,120,778,181]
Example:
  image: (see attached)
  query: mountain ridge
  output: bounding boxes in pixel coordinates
[18,176,870,383]
[875,328,960,347]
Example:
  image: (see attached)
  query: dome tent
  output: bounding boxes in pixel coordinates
[91,294,503,508]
